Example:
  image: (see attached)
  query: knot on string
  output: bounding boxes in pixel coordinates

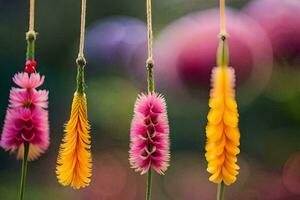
[26,31,37,42]
[219,32,227,41]
[76,56,86,67]
[146,58,154,69]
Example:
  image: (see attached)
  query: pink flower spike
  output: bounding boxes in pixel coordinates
[129,93,170,175]
[0,72,49,160]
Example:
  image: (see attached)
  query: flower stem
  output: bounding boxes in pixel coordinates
[19,142,30,200]
[147,60,155,93]
[146,169,153,200]
[217,34,229,67]
[26,31,36,61]
[217,182,225,200]
[76,57,86,95]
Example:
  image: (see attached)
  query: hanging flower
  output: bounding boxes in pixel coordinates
[56,92,92,189]
[56,0,91,189]
[205,66,240,186]
[0,72,49,161]
[129,93,170,175]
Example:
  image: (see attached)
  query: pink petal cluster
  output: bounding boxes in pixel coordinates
[0,73,49,160]
[129,93,170,175]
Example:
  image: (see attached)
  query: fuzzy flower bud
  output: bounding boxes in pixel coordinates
[129,93,170,175]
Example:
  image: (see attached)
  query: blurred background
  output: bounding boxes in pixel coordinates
[0,0,300,199]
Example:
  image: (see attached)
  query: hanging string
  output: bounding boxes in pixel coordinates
[29,0,35,32]
[146,0,153,61]
[220,0,226,35]
[78,0,87,59]
[146,0,155,93]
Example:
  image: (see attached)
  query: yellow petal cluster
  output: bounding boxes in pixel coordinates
[56,92,92,189]
[205,66,240,186]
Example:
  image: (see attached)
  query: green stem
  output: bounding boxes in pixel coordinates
[19,142,30,200]
[217,182,225,200]
[146,169,153,200]
[217,34,229,67]
[76,57,86,95]
[26,31,36,60]
[147,60,155,93]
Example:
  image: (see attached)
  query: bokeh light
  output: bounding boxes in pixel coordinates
[85,16,147,77]
[282,152,300,195]
[244,0,300,62]
[154,9,273,104]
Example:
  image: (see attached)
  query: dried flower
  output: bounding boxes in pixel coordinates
[0,72,49,160]
[205,66,240,186]
[129,93,170,175]
[56,92,92,189]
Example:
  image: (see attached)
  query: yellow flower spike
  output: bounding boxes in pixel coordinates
[56,92,92,189]
[205,65,241,186]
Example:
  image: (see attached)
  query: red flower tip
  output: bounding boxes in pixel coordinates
[25,60,38,73]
